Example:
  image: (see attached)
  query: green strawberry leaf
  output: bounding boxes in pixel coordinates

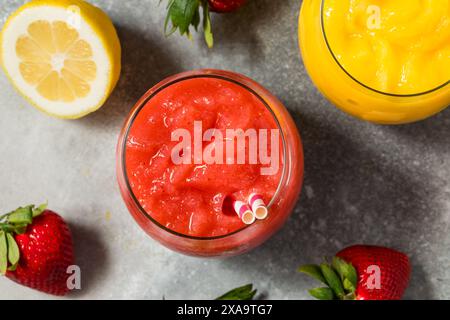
[331,256,346,276]
[0,202,49,275]
[0,224,16,233]
[0,231,7,275]
[298,264,327,285]
[7,262,18,272]
[320,263,345,299]
[216,284,257,300]
[6,233,19,266]
[164,0,177,36]
[345,265,357,288]
[192,6,201,31]
[0,203,47,235]
[32,202,47,218]
[343,292,356,300]
[343,278,355,292]
[332,256,357,291]
[7,206,33,225]
[13,224,28,235]
[166,0,201,36]
[308,287,334,300]
[164,0,214,47]
[203,4,213,48]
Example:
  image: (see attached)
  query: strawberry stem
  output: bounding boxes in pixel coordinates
[164,0,214,48]
[0,203,47,275]
[299,257,358,300]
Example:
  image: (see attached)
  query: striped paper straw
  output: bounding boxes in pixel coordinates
[233,200,256,225]
[248,193,268,220]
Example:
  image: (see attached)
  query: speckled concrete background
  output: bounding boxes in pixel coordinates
[0,0,449,300]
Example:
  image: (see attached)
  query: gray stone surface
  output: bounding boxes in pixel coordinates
[0,0,449,300]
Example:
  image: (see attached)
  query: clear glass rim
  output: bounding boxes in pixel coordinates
[120,71,288,241]
[320,0,450,98]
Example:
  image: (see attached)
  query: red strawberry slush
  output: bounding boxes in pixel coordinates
[125,77,282,237]
[117,70,304,257]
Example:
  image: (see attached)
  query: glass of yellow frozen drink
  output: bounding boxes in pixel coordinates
[299,0,450,124]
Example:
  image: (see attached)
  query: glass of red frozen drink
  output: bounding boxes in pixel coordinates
[117,70,303,257]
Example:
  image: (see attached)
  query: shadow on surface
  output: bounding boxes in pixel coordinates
[384,107,450,148]
[210,0,294,57]
[69,222,109,297]
[222,108,435,299]
[404,259,435,300]
[211,2,263,52]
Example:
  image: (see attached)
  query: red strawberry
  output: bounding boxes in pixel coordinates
[336,245,411,300]
[299,245,411,300]
[164,0,248,48]
[208,0,247,12]
[0,204,74,296]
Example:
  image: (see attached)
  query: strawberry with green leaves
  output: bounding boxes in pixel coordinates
[299,245,411,300]
[164,0,247,48]
[0,204,74,296]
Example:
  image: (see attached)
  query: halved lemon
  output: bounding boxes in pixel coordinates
[0,0,121,119]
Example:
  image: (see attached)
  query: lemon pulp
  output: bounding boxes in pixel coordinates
[17,20,97,102]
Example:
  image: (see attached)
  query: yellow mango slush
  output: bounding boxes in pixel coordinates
[299,0,450,124]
